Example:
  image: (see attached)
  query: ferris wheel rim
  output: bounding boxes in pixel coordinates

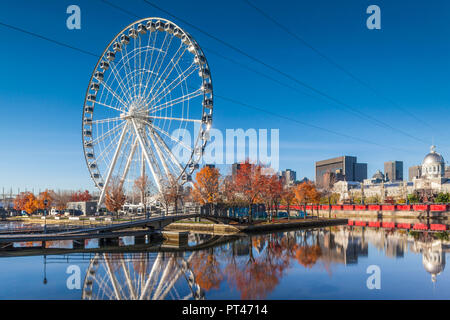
[82,17,213,196]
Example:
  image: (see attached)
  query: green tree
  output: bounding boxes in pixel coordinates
[407,193,420,204]
[435,192,450,204]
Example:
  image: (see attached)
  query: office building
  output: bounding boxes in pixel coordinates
[315,156,367,187]
[384,161,403,182]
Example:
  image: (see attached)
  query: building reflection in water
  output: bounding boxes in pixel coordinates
[78,225,448,299]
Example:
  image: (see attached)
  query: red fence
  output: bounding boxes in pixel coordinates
[277,204,448,213]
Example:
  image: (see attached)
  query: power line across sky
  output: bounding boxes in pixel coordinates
[0,6,416,154]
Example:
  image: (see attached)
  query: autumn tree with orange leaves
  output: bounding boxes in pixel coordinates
[192,166,221,214]
[294,181,320,218]
[14,192,31,212]
[23,193,38,215]
[70,190,92,202]
[36,190,53,213]
[105,177,126,218]
[281,185,296,220]
[232,161,265,223]
[260,172,283,221]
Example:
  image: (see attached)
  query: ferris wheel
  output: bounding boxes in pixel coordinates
[82,18,213,203]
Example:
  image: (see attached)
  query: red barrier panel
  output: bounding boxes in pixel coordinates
[382,222,395,228]
[331,205,342,210]
[343,205,354,211]
[368,221,381,227]
[354,205,367,211]
[382,205,396,211]
[430,224,447,231]
[413,223,428,230]
[397,223,411,229]
[430,204,447,212]
[368,205,381,211]
[348,220,354,226]
[354,221,366,226]
[306,205,312,210]
[313,205,319,210]
[413,205,429,211]
[396,205,411,211]
[322,205,330,210]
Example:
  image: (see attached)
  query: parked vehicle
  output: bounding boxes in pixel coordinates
[64,209,83,217]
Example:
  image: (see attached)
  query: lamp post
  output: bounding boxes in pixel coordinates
[43,199,48,234]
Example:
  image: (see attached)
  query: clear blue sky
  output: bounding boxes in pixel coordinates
[0,0,449,193]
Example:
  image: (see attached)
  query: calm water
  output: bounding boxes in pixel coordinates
[0,223,449,300]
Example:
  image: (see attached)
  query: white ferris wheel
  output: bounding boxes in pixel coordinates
[82,18,213,204]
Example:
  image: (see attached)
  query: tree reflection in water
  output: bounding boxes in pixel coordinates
[190,230,324,299]
[81,226,450,299]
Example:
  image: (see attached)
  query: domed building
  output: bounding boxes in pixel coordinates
[421,145,445,179]
[413,145,450,193]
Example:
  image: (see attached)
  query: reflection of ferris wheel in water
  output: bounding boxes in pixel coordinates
[82,18,213,203]
[82,252,204,300]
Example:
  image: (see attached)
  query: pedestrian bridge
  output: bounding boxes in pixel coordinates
[0,213,241,243]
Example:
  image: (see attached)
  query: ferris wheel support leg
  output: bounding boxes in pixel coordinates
[119,136,138,189]
[148,128,171,177]
[151,125,184,172]
[98,124,128,206]
[131,119,162,192]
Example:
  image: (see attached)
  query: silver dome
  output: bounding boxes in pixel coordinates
[422,145,444,166]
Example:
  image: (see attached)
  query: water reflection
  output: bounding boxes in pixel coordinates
[82,252,204,300]
[74,226,450,299]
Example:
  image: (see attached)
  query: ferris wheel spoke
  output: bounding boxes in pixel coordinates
[145,120,193,153]
[148,115,202,123]
[121,45,137,102]
[94,100,125,113]
[92,116,123,125]
[147,43,187,105]
[91,121,125,145]
[109,61,134,107]
[146,62,198,109]
[138,31,155,99]
[140,32,169,102]
[100,81,129,109]
[98,124,129,205]
[150,89,203,114]
[95,129,124,164]
[147,33,173,96]
[139,30,159,103]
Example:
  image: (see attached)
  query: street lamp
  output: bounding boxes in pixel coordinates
[43,199,48,234]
